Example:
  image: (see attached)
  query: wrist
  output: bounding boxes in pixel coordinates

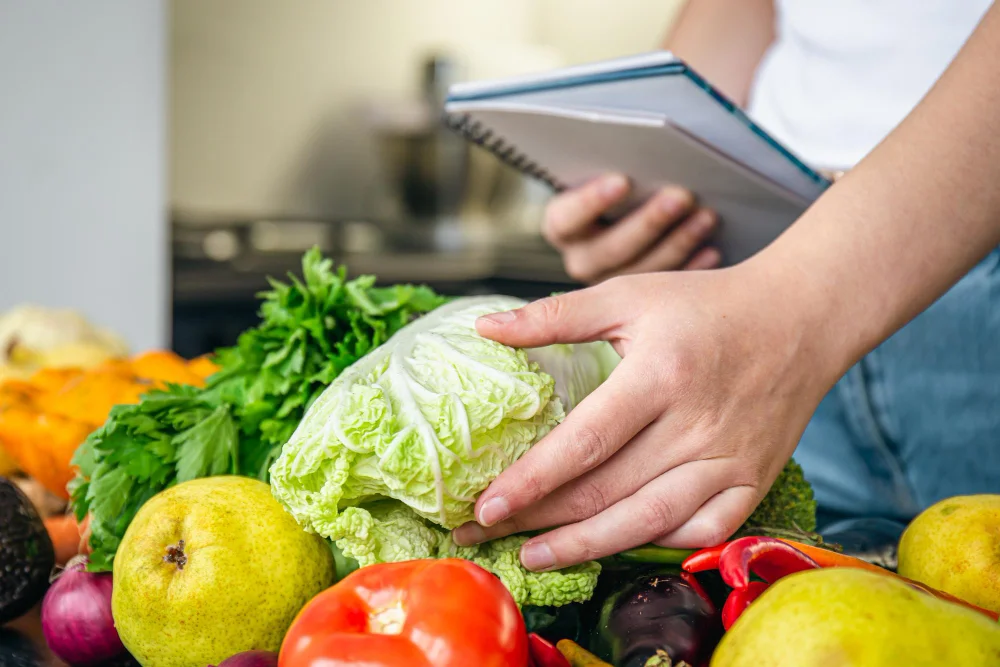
[731,248,861,400]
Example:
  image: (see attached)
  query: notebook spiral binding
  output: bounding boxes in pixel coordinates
[441,112,566,194]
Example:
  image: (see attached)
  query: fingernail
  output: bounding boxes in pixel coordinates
[477,497,510,527]
[691,210,716,233]
[659,189,690,216]
[601,174,628,199]
[520,541,556,571]
[452,523,486,546]
[478,311,516,327]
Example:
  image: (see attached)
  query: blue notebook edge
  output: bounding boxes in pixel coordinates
[445,58,832,194]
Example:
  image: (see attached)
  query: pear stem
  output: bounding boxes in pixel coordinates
[163,540,188,571]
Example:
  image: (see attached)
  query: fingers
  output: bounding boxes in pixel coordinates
[543,174,630,247]
[453,440,648,546]
[454,413,703,546]
[561,188,696,282]
[652,485,759,548]
[619,209,720,276]
[472,355,659,528]
[517,458,742,570]
[683,245,724,271]
[475,280,623,348]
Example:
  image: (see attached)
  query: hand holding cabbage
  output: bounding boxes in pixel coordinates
[68,248,815,608]
[268,287,816,607]
[452,270,824,572]
[268,296,621,607]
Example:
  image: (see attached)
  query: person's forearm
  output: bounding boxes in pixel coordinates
[661,0,775,107]
[749,3,1000,385]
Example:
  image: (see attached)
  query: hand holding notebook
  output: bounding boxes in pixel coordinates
[444,51,831,266]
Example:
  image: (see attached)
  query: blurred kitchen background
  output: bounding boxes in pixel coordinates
[0,0,684,357]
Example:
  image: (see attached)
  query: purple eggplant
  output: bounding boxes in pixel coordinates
[588,569,723,667]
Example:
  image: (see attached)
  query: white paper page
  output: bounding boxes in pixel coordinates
[446,102,809,265]
[496,76,827,203]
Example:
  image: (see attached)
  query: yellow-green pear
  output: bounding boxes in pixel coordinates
[711,568,1000,666]
[898,494,1000,614]
[112,476,335,667]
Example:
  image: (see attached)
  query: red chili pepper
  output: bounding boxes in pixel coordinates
[687,536,1000,624]
[718,537,820,589]
[720,581,769,630]
[680,571,717,612]
[681,543,726,573]
[528,633,571,667]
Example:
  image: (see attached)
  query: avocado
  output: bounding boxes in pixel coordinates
[0,628,42,667]
[0,476,55,624]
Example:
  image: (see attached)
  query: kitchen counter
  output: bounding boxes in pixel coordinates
[171,222,581,358]
[173,243,577,304]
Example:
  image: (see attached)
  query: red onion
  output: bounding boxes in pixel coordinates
[40,555,126,666]
[214,651,279,667]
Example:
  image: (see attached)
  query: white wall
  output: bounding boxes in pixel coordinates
[169,0,686,221]
[0,0,168,351]
[536,0,684,64]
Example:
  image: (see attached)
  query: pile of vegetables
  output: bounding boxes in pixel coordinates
[269,294,622,607]
[67,248,819,603]
[3,248,998,667]
[69,249,447,570]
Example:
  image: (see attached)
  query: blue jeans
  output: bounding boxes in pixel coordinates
[794,246,1000,527]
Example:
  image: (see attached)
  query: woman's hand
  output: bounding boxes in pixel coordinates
[450,1,1000,573]
[451,266,840,571]
[543,174,722,284]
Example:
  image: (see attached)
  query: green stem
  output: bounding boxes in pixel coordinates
[610,545,696,565]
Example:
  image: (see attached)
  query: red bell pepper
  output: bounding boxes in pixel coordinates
[278,559,529,667]
[529,633,571,667]
[720,581,768,630]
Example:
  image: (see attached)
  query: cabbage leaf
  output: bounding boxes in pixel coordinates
[269,295,619,605]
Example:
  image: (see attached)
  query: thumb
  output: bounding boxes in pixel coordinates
[475,284,621,348]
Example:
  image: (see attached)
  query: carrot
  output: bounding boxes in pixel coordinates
[44,514,90,566]
[555,640,613,667]
[777,538,1000,621]
[774,539,890,575]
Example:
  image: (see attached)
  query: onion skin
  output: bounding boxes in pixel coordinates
[41,556,126,666]
[214,651,280,667]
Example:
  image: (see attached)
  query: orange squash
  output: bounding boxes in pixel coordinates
[0,350,217,499]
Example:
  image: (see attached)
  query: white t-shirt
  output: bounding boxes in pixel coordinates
[746,0,993,171]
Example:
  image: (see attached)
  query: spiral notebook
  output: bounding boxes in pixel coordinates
[443,51,832,266]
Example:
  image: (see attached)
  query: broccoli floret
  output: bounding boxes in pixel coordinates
[737,458,817,538]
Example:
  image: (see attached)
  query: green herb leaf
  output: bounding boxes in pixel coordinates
[68,247,447,571]
[173,404,239,482]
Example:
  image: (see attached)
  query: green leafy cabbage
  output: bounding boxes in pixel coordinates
[269,295,620,606]
[330,501,602,608]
